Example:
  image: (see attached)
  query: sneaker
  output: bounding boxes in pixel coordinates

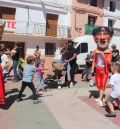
[105,112,116,117]
[33,100,41,104]
[95,98,99,102]
[97,99,104,107]
[69,82,73,88]
[16,98,23,102]
[58,86,62,90]
[89,80,94,87]
[102,98,106,102]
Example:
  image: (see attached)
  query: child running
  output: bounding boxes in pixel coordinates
[17,56,38,104]
[35,59,48,93]
[105,62,120,117]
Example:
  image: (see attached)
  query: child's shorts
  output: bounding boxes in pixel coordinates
[107,95,115,103]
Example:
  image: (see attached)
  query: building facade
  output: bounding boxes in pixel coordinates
[71,0,104,38]
[0,0,71,57]
[104,0,120,36]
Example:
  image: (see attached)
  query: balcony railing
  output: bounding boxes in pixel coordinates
[0,19,71,38]
[85,24,99,35]
[33,23,71,38]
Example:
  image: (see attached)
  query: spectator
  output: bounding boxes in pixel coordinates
[111,44,119,63]
[11,43,21,82]
[34,45,41,67]
[60,42,68,62]
[65,40,77,88]
[82,51,93,81]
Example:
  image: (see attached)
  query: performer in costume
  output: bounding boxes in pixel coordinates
[92,27,114,106]
[0,22,5,104]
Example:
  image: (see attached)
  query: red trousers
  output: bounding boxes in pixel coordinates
[96,67,108,90]
[0,66,5,104]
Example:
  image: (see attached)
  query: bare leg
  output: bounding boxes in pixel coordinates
[107,101,115,113]
[99,90,104,100]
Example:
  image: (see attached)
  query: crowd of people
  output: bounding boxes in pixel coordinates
[0,26,120,117]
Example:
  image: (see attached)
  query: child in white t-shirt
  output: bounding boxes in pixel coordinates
[1,48,10,80]
[106,63,120,117]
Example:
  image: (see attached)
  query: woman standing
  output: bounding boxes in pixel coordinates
[34,45,41,67]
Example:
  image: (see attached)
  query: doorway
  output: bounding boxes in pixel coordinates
[45,43,56,55]
[46,13,58,37]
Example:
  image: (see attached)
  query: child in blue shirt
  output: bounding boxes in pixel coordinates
[17,56,38,104]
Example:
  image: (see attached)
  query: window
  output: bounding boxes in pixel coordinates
[80,43,88,53]
[88,16,96,25]
[108,20,114,27]
[45,43,56,55]
[90,0,97,7]
[109,1,116,12]
[0,6,16,20]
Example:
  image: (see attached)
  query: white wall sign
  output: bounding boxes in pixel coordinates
[0,19,16,31]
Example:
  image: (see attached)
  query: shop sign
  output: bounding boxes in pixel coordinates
[0,19,16,31]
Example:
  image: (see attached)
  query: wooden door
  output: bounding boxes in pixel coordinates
[46,14,58,36]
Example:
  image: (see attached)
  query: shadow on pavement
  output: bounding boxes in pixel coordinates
[0,88,25,110]
[0,94,18,110]
[6,88,19,96]
[89,90,99,99]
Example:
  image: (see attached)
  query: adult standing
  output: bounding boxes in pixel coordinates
[0,22,5,104]
[12,43,20,82]
[34,45,41,67]
[111,44,119,63]
[82,51,93,81]
[65,40,77,87]
[60,42,68,62]
[92,27,114,106]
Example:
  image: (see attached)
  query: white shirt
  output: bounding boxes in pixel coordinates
[97,53,105,67]
[109,73,120,98]
[1,54,9,73]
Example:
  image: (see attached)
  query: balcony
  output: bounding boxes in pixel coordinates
[85,24,99,35]
[0,19,71,38]
[33,23,71,38]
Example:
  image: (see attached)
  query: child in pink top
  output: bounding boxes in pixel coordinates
[35,59,47,92]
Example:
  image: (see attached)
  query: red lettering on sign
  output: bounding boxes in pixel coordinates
[12,22,16,29]
[7,21,16,29]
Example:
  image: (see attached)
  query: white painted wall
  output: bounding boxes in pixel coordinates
[104,0,120,28]
[0,0,71,57]
[2,34,60,56]
[0,0,71,35]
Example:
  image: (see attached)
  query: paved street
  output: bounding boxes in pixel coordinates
[0,75,120,129]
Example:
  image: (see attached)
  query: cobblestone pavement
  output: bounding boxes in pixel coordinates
[0,74,120,129]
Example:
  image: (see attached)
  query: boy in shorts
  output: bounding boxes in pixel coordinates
[106,63,120,117]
